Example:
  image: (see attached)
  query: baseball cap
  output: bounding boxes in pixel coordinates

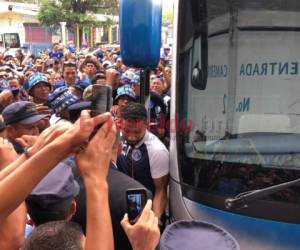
[3,53,13,61]
[26,72,51,95]
[121,70,139,85]
[48,86,79,114]
[2,101,47,125]
[74,79,91,92]
[67,101,92,123]
[68,101,91,111]
[26,162,80,211]
[159,220,240,250]
[115,85,136,103]
[82,84,93,101]
[103,60,112,69]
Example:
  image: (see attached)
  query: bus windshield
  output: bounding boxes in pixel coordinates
[177,0,300,223]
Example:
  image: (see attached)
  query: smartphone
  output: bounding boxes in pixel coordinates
[90,84,112,138]
[91,84,112,117]
[126,188,147,224]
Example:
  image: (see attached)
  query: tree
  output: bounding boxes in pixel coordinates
[38,0,119,28]
[162,9,173,25]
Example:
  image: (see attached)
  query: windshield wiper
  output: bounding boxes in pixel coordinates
[225,178,300,210]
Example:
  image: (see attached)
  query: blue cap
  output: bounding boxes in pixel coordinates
[74,79,90,92]
[115,85,136,102]
[68,44,76,53]
[26,162,80,211]
[47,86,79,113]
[95,50,103,59]
[2,101,47,125]
[159,220,240,250]
[67,101,91,111]
[26,72,51,95]
[121,70,139,85]
[53,80,67,90]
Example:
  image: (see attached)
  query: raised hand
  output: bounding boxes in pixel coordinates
[76,114,116,180]
[121,200,160,250]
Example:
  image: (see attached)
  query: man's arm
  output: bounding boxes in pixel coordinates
[0,112,111,221]
[152,175,169,219]
[0,141,26,250]
[0,204,27,250]
[76,115,116,250]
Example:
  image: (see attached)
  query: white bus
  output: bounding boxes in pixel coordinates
[120,0,300,249]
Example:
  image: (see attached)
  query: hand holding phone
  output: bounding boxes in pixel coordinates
[91,84,112,117]
[90,84,112,138]
[126,188,147,224]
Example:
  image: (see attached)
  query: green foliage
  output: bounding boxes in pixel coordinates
[38,0,64,28]
[38,0,119,28]
[162,9,173,25]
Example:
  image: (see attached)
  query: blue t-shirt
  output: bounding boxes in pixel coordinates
[49,50,64,60]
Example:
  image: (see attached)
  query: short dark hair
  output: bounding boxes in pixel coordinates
[121,102,147,121]
[91,71,106,84]
[22,221,83,250]
[63,61,77,72]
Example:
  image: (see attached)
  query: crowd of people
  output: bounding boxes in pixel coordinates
[0,41,172,250]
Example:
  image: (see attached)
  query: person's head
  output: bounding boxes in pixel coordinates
[163,66,172,91]
[8,77,20,89]
[120,102,148,145]
[73,79,90,99]
[121,70,139,86]
[34,56,44,72]
[27,73,51,104]
[3,54,14,63]
[24,69,34,81]
[163,66,172,79]
[2,101,47,141]
[53,42,60,52]
[54,72,63,83]
[45,69,56,85]
[47,86,79,120]
[150,78,164,95]
[115,85,136,108]
[21,221,84,250]
[77,54,86,68]
[0,69,9,82]
[102,60,112,70]
[64,52,76,62]
[116,57,122,68]
[63,61,77,87]
[15,49,23,60]
[26,162,79,226]
[82,57,101,77]
[91,71,106,85]
[53,58,61,72]
[67,101,91,123]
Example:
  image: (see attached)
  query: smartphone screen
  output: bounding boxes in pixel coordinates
[91,84,112,117]
[126,188,147,224]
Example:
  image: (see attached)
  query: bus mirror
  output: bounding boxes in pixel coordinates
[190,0,208,90]
[119,0,162,68]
